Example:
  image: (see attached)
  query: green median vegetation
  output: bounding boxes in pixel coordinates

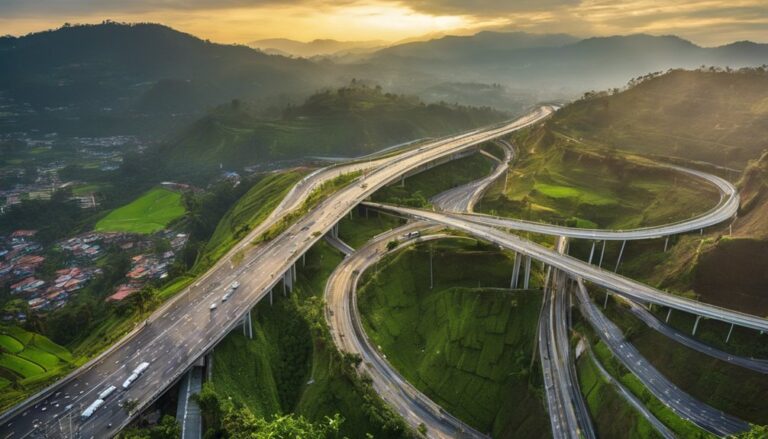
[576,352,663,438]
[95,187,186,234]
[253,170,362,245]
[371,152,497,207]
[477,126,720,229]
[598,296,768,426]
[357,239,549,438]
[338,207,404,249]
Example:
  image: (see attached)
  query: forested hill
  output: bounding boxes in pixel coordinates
[0,22,330,131]
[161,83,507,169]
[549,68,768,167]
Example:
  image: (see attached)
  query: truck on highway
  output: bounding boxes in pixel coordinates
[80,399,105,420]
[122,362,150,389]
[98,385,117,400]
[402,231,420,239]
[231,281,240,289]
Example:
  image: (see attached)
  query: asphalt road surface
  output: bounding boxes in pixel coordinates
[363,203,768,333]
[574,279,749,436]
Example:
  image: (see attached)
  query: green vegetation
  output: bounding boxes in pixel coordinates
[166,83,506,170]
[95,187,185,234]
[0,326,74,411]
[253,171,361,245]
[552,69,768,167]
[582,334,713,438]
[577,352,662,438]
[596,296,768,426]
[477,126,720,229]
[209,240,413,438]
[372,152,496,207]
[338,208,404,249]
[357,239,549,437]
[201,170,306,265]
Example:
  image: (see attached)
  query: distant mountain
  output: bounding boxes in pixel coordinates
[0,22,335,135]
[374,31,579,60]
[161,83,506,171]
[360,32,768,97]
[249,38,385,58]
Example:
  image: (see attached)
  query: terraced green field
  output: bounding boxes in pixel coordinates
[0,326,74,411]
[95,187,186,234]
[478,128,720,229]
[357,239,549,438]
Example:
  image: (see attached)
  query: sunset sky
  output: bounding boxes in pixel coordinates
[0,0,766,46]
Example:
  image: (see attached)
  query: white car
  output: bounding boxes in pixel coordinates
[209,303,217,311]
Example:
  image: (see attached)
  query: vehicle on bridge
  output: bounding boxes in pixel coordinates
[122,362,150,389]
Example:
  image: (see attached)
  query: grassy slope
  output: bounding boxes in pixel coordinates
[95,187,185,234]
[576,353,661,439]
[372,152,496,207]
[202,170,306,265]
[551,69,768,168]
[337,208,404,249]
[211,240,409,438]
[477,127,720,229]
[0,326,74,411]
[358,239,549,438]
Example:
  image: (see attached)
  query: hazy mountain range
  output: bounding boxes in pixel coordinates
[249,38,386,57]
[1,22,766,136]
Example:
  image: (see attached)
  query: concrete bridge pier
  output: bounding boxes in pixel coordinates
[523,256,532,289]
[242,311,253,339]
[588,241,596,264]
[666,308,672,323]
[510,252,521,289]
[598,240,607,267]
[269,288,273,305]
[726,324,735,343]
[604,290,610,309]
[283,270,294,294]
[692,315,702,335]
[664,236,670,252]
[615,240,627,271]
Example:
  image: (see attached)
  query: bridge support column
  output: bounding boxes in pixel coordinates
[588,241,596,264]
[523,256,532,289]
[666,308,672,323]
[664,237,669,252]
[726,323,735,344]
[511,252,521,289]
[615,240,627,272]
[598,240,606,267]
[284,271,293,294]
[692,316,702,335]
[302,253,306,266]
[700,228,704,235]
[292,263,297,282]
[604,290,610,309]
[269,288,273,306]
[648,303,653,312]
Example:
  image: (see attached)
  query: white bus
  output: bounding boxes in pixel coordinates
[98,385,117,400]
[123,362,150,389]
[80,399,105,420]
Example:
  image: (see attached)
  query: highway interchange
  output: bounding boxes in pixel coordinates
[3,102,767,438]
[0,106,555,439]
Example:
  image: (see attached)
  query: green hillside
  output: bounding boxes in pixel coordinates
[551,68,768,167]
[357,239,549,438]
[95,187,186,234]
[0,326,74,411]
[163,83,506,170]
[477,126,720,229]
